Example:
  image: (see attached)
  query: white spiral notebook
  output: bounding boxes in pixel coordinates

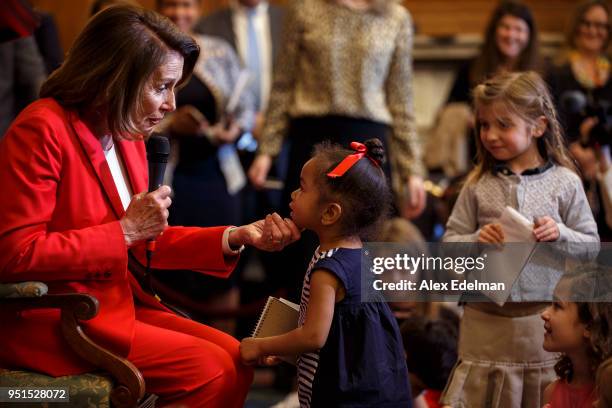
[252,296,300,365]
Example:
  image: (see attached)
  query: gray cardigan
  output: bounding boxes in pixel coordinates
[443,164,599,301]
[443,164,598,244]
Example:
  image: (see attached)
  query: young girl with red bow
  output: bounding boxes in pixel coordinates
[240,139,412,407]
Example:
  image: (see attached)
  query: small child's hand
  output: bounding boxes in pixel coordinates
[478,223,504,244]
[240,337,261,365]
[533,216,559,242]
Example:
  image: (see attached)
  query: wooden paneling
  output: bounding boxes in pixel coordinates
[405,0,578,36]
[31,0,584,53]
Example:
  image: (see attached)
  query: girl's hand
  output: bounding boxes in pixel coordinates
[240,337,261,365]
[533,216,559,242]
[478,223,504,244]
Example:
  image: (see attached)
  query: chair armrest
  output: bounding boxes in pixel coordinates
[1,293,145,408]
[1,293,95,312]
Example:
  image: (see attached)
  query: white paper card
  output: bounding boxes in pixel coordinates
[476,206,536,306]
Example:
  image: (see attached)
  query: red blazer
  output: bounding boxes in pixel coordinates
[0,98,238,376]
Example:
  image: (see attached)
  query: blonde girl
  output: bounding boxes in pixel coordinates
[441,71,599,407]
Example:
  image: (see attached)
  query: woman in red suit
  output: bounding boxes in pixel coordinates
[0,5,299,407]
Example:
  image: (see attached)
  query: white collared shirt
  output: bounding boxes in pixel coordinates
[231,0,272,110]
[105,143,133,210]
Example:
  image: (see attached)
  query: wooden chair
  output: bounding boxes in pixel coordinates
[0,256,279,407]
[0,282,156,408]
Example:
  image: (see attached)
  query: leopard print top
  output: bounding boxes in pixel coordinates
[259,0,424,178]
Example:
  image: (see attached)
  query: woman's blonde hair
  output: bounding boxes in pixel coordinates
[467,71,576,183]
[40,5,199,138]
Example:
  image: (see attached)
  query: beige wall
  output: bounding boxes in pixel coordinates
[32,0,581,53]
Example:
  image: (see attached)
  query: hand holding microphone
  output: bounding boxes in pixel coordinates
[119,135,171,247]
[120,185,172,247]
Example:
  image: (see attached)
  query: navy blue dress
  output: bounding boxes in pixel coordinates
[297,247,412,408]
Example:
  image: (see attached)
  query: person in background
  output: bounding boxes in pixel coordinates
[195,0,284,115]
[546,0,612,241]
[0,36,46,137]
[547,0,611,145]
[195,0,287,242]
[247,0,426,303]
[448,0,541,105]
[401,316,459,408]
[0,0,46,138]
[195,0,288,316]
[155,0,256,333]
[379,216,432,318]
[426,1,541,179]
[249,0,425,212]
[157,0,255,229]
[33,10,63,75]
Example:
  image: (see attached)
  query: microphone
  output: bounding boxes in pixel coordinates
[143,135,170,300]
[147,135,170,193]
[145,135,170,261]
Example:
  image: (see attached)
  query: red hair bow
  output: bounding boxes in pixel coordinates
[327,141,378,178]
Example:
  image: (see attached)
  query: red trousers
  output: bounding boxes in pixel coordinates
[129,306,254,407]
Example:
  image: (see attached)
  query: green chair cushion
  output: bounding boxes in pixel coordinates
[0,369,112,407]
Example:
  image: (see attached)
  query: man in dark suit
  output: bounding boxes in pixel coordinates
[195,0,285,112]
